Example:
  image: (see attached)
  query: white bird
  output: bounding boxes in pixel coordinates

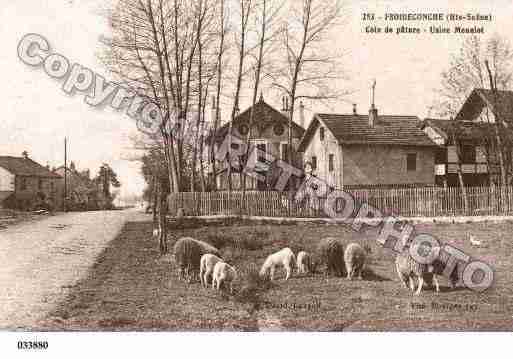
[469,234,482,246]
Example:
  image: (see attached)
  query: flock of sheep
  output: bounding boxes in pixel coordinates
[171,234,461,296]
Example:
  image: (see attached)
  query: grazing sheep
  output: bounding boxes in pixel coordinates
[316,237,345,277]
[260,247,296,281]
[212,261,238,294]
[427,255,462,290]
[173,237,221,283]
[396,248,462,295]
[200,253,223,287]
[297,251,312,274]
[395,249,438,296]
[344,243,371,280]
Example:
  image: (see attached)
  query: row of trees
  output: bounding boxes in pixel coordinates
[102,0,345,193]
[62,163,121,211]
[101,0,346,252]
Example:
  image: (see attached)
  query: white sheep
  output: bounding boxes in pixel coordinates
[296,251,312,274]
[212,261,238,294]
[395,249,439,296]
[199,253,223,288]
[260,247,296,281]
[344,243,370,280]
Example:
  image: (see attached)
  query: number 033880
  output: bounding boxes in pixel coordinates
[17,340,48,350]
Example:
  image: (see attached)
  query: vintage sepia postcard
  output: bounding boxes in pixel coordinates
[1,0,513,356]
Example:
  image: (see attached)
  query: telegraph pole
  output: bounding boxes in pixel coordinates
[63,137,67,212]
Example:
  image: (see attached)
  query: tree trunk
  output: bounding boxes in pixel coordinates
[453,134,469,215]
[210,0,226,192]
[243,0,267,194]
[485,60,507,186]
[157,187,168,255]
[152,173,158,223]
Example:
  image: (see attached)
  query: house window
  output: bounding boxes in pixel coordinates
[311,156,317,171]
[329,154,334,172]
[460,145,476,163]
[435,148,447,164]
[407,153,417,172]
[281,143,289,162]
[256,143,267,163]
[320,127,325,141]
[38,178,43,190]
[20,177,27,190]
[273,123,285,136]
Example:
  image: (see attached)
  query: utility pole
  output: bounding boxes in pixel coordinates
[63,137,67,212]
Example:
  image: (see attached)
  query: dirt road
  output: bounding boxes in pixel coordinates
[0,209,147,329]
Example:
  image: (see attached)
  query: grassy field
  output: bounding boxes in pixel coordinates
[42,218,513,331]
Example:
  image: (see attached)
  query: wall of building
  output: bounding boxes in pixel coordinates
[0,167,15,205]
[1,175,60,209]
[302,123,342,189]
[0,167,15,192]
[214,121,304,191]
[342,145,436,186]
[14,176,59,199]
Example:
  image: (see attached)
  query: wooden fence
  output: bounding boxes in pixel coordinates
[168,186,513,218]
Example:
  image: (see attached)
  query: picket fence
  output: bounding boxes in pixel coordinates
[168,186,513,218]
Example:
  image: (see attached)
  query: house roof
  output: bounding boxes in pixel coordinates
[421,118,503,144]
[0,156,61,178]
[455,88,513,123]
[298,113,437,151]
[210,97,305,143]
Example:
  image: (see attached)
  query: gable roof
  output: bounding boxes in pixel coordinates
[421,118,513,145]
[210,97,305,143]
[299,113,437,151]
[0,156,61,178]
[455,88,513,123]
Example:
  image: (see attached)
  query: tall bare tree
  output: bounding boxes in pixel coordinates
[227,0,254,191]
[209,0,230,191]
[435,34,513,186]
[436,34,513,118]
[271,0,345,171]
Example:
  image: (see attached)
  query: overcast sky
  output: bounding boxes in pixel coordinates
[1,0,512,198]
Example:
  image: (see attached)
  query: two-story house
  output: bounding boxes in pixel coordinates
[420,118,498,187]
[421,88,513,187]
[298,104,438,188]
[209,95,306,190]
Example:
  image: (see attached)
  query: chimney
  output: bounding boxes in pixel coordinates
[353,104,357,115]
[281,96,289,118]
[369,104,378,127]
[299,101,306,128]
[22,151,29,159]
[369,79,378,127]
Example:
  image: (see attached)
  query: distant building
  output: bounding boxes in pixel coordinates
[420,118,501,187]
[298,104,438,188]
[421,88,513,187]
[208,95,306,190]
[0,153,61,210]
[53,162,103,210]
